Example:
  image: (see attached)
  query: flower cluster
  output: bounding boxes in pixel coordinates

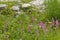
[39,18,60,32]
[27,17,60,35]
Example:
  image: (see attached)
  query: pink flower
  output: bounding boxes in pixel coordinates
[39,21,44,28]
[39,21,48,32]
[56,19,59,29]
[50,22,54,27]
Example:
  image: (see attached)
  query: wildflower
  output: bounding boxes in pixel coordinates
[28,24,31,32]
[39,21,48,32]
[52,17,54,23]
[39,21,44,28]
[56,19,59,29]
[48,22,52,24]
[50,17,54,27]
[50,22,54,27]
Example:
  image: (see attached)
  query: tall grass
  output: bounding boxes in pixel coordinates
[40,0,60,21]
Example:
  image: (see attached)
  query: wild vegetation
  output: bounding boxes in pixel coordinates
[0,0,60,40]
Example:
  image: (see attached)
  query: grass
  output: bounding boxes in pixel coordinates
[0,0,60,40]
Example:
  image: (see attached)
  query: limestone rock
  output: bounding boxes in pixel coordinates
[29,0,44,7]
[22,3,31,8]
[10,5,20,11]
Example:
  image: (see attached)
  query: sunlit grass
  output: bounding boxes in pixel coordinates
[0,0,60,40]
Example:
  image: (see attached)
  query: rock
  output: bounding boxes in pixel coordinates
[0,4,7,10]
[0,4,7,7]
[11,5,22,18]
[21,0,44,12]
[29,0,44,6]
[22,3,31,8]
[29,0,45,12]
[21,0,44,8]
[10,5,20,11]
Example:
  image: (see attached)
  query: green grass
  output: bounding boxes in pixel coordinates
[0,0,60,40]
[0,12,60,40]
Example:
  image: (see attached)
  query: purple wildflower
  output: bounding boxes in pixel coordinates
[39,21,48,32]
[39,21,44,28]
[50,22,54,27]
[56,19,59,29]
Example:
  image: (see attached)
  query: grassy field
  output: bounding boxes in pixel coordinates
[0,0,60,40]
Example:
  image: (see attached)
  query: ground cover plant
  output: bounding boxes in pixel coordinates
[0,0,60,40]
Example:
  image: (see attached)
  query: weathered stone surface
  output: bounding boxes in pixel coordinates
[22,3,31,8]
[29,0,44,6]
[21,0,45,12]
[0,4,7,10]
[11,5,21,18]
[10,5,20,11]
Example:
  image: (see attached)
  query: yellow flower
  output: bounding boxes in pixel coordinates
[48,22,52,24]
